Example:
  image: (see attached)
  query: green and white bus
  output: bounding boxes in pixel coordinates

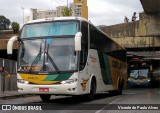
[7,17,127,101]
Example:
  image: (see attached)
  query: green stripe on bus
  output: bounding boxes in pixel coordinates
[43,73,72,81]
[43,74,59,81]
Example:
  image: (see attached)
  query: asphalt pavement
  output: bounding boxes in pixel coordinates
[0,91,30,99]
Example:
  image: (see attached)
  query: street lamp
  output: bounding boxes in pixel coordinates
[21,7,24,25]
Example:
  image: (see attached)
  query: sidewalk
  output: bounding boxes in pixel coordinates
[0,91,31,99]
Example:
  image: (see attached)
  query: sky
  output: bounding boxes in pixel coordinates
[0,0,143,27]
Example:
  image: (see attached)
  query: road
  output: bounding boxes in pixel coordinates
[0,87,159,113]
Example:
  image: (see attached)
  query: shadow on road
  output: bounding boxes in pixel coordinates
[33,92,121,105]
[31,92,123,110]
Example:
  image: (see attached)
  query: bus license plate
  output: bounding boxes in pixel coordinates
[39,88,49,92]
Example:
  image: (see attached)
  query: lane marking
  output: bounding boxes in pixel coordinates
[95,95,127,113]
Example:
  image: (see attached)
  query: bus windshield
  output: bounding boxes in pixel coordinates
[18,21,79,73]
[18,38,77,73]
[129,60,150,79]
[21,21,79,38]
[130,69,149,79]
[130,70,139,79]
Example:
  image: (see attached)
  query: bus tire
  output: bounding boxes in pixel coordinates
[117,82,123,95]
[109,90,117,96]
[40,94,51,102]
[86,78,96,101]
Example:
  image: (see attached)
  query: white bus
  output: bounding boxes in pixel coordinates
[7,17,127,102]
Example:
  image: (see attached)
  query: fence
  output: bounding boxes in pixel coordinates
[0,58,17,92]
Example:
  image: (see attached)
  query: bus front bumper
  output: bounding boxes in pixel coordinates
[17,83,79,95]
[127,81,151,87]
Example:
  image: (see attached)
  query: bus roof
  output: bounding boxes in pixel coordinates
[26,17,88,24]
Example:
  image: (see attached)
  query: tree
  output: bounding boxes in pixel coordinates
[11,22,20,33]
[62,7,72,16]
[0,15,11,30]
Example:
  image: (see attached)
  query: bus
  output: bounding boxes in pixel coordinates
[146,59,160,86]
[127,59,152,87]
[7,17,127,102]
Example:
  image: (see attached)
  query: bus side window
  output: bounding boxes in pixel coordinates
[90,25,97,49]
[81,21,88,46]
[80,44,88,70]
[80,21,88,71]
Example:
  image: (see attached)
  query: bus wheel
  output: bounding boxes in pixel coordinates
[87,79,96,101]
[117,83,123,95]
[40,94,51,102]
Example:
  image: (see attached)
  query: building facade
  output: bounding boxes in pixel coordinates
[31,6,65,20]
[73,0,88,19]
[29,0,88,21]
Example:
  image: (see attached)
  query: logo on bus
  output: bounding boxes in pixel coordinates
[28,77,39,80]
[81,79,89,91]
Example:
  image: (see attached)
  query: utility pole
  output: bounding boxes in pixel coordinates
[67,0,68,8]
[21,7,24,25]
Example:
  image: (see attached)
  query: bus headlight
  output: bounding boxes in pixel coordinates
[17,79,29,84]
[61,78,77,84]
[145,79,150,82]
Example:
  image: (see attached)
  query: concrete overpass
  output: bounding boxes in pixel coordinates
[140,0,160,13]
[0,30,19,60]
[100,0,160,59]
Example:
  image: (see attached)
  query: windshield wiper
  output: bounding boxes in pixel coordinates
[29,44,42,72]
[45,44,60,74]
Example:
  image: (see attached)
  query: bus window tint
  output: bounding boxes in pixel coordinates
[81,21,88,45]
[80,21,88,70]
[90,25,97,49]
[89,23,126,62]
[21,21,79,38]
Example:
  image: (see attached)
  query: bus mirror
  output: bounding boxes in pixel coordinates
[75,32,82,51]
[7,36,18,54]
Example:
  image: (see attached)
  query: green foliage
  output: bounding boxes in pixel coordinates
[62,7,72,16]
[11,22,20,33]
[0,15,11,30]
